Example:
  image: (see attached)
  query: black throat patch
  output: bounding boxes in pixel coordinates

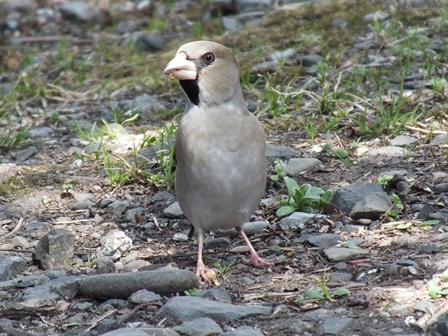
[180,80,200,106]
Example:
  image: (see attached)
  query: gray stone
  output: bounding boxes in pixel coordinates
[266,144,299,160]
[99,199,115,208]
[333,183,392,215]
[285,158,324,176]
[71,199,95,210]
[204,237,232,250]
[220,326,264,336]
[289,320,313,333]
[25,220,51,231]
[414,300,437,313]
[152,191,175,202]
[0,256,27,281]
[116,94,164,114]
[45,269,67,279]
[59,1,96,23]
[126,207,145,223]
[306,234,340,249]
[101,328,149,336]
[251,61,277,73]
[137,328,180,336]
[155,296,272,323]
[435,183,448,192]
[95,256,116,274]
[366,146,406,158]
[222,16,242,31]
[297,54,323,66]
[324,247,369,262]
[108,200,130,216]
[364,11,389,21]
[3,0,37,12]
[27,126,54,138]
[134,32,165,52]
[173,233,188,241]
[33,229,75,270]
[128,289,162,304]
[15,146,37,162]
[22,275,81,301]
[0,274,50,290]
[279,212,319,230]
[79,269,199,299]
[350,192,393,220]
[431,134,447,145]
[92,230,132,261]
[199,287,232,303]
[163,202,184,218]
[420,243,439,254]
[271,48,297,62]
[390,135,418,146]
[318,316,352,335]
[73,192,94,202]
[0,163,18,183]
[11,236,30,249]
[173,317,223,336]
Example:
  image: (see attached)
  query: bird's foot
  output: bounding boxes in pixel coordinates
[196,261,219,283]
[241,253,280,267]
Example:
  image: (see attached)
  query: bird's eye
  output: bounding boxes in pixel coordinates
[203,52,215,64]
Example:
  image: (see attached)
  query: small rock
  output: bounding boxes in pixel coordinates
[306,234,340,249]
[126,207,145,223]
[358,218,372,225]
[390,135,419,146]
[122,260,150,272]
[11,236,30,249]
[33,229,75,270]
[0,256,27,281]
[296,54,323,66]
[220,326,264,336]
[155,296,272,323]
[100,328,149,336]
[108,200,130,216]
[279,212,321,230]
[420,243,439,254]
[133,32,165,52]
[173,233,188,241]
[266,144,299,161]
[163,202,184,218]
[434,183,448,192]
[152,191,175,202]
[324,247,369,262]
[251,61,277,73]
[199,287,232,303]
[92,230,132,261]
[0,163,18,183]
[366,146,406,158]
[217,221,269,237]
[79,269,199,299]
[285,158,324,176]
[27,126,54,138]
[204,237,232,249]
[414,300,437,313]
[95,256,116,274]
[15,146,37,163]
[59,1,97,23]
[271,48,297,62]
[71,199,95,210]
[173,317,223,336]
[431,134,447,145]
[128,289,162,304]
[318,316,352,335]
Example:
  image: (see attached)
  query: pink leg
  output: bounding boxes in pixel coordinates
[239,229,278,267]
[196,232,218,283]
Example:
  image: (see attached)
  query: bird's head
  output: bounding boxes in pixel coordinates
[163,41,243,107]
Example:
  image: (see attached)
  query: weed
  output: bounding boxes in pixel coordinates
[270,159,286,182]
[303,273,350,301]
[388,193,404,218]
[0,122,30,150]
[322,144,350,165]
[184,288,202,296]
[276,177,332,217]
[214,261,235,276]
[428,274,448,299]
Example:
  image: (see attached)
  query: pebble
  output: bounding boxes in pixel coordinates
[33,229,75,270]
[279,212,320,230]
[163,201,184,218]
[324,247,369,262]
[173,317,223,335]
[285,158,324,176]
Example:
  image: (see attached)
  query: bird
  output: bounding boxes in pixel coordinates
[163,41,275,282]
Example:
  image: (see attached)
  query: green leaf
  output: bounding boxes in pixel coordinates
[303,289,324,300]
[284,177,300,197]
[396,223,412,230]
[419,220,440,227]
[276,206,297,218]
[332,288,350,297]
[270,175,279,182]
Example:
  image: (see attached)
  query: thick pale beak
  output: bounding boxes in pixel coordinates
[163,52,197,80]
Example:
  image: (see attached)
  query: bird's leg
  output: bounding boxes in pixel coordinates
[196,232,218,283]
[238,228,278,267]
